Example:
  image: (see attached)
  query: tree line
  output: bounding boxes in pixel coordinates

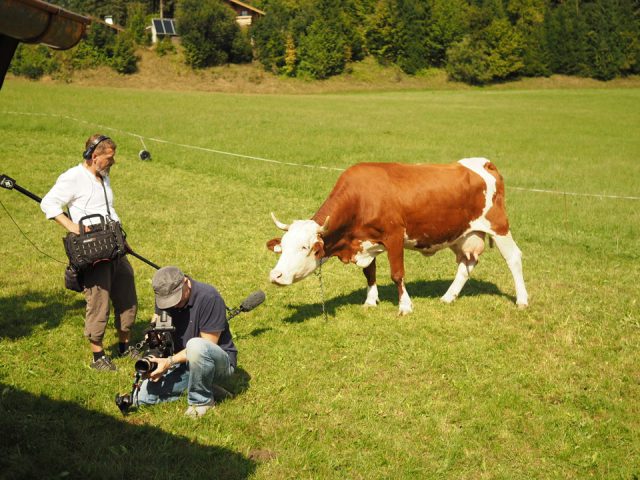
[9,0,640,85]
[253,0,640,83]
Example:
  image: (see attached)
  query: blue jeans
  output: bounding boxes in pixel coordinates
[136,337,234,406]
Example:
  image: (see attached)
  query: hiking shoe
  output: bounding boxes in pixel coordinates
[90,355,117,371]
[117,345,143,360]
[184,399,215,418]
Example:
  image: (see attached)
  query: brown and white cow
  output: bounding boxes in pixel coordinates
[267,158,528,314]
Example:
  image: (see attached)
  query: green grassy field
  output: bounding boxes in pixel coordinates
[0,79,639,479]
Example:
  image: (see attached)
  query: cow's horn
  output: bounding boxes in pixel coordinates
[317,216,330,234]
[271,212,289,231]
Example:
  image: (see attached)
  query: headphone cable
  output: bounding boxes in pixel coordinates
[0,198,66,265]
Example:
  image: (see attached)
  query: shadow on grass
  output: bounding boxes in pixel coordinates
[0,290,84,340]
[0,383,257,479]
[216,366,252,400]
[282,278,513,323]
[234,327,274,340]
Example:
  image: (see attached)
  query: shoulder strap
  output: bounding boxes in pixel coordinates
[99,177,113,220]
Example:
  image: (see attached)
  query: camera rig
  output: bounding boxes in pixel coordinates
[115,290,265,415]
[115,311,175,414]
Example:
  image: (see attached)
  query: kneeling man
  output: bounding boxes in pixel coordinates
[137,266,237,418]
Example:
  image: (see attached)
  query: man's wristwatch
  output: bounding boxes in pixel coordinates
[168,356,176,368]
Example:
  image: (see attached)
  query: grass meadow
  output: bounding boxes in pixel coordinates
[0,79,639,479]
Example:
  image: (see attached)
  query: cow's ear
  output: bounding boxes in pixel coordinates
[313,240,325,259]
[267,238,282,254]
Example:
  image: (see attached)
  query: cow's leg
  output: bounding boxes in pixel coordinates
[387,241,412,315]
[441,257,478,304]
[362,259,379,307]
[492,232,529,308]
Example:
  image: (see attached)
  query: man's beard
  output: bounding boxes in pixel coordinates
[98,167,111,177]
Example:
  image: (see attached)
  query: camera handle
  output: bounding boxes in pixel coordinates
[115,370,143,415]
[130,371,143,404]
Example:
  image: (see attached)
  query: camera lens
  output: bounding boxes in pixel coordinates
[134,357,158,374]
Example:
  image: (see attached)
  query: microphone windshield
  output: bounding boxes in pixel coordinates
[240,290,266,312]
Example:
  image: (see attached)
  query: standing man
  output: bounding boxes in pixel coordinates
[41,134,137,371]
[137,266,236,418]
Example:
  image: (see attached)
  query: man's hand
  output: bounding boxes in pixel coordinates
[54,213,89,235]
[148,356,172,382]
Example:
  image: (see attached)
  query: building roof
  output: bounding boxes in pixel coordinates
[0,0,90,89]
[225,0,265,16]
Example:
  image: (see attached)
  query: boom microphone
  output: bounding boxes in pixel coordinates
[240,290,266,312]
[226,290,265,321]
[1,173,162,270]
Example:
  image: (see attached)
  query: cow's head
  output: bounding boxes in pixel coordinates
[267,212,329,285]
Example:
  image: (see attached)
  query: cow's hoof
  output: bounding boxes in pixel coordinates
[398,306,413,316]
[440,294,456,304]
[517,302,528,310]
[363,301,378,308]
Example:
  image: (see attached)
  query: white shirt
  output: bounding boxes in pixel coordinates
[41,163,120,225]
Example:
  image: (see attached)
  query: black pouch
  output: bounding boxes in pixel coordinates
[64,264,84,292]
[63,214,126,270]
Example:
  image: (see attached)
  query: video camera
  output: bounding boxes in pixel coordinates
[115,311,175,414]
[133,311,175,374]
[115,290,265,415]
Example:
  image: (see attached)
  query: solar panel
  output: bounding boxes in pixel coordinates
[163,19,176,35]
[152,18,177,36]
[152,19,164,34]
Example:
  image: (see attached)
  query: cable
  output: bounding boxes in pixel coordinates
[0,198,66,265]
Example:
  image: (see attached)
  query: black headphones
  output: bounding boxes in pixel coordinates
[82,135,111,160]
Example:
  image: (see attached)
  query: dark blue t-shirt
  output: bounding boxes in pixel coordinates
[156,278,237,368]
